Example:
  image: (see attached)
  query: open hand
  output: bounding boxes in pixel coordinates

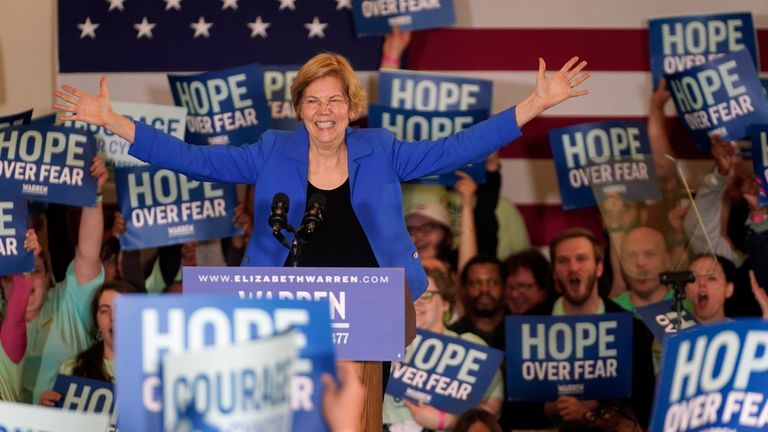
[55,76,114,127]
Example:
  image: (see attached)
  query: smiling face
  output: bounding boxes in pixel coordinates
[97,289,118,351]
[505,267,547,315]
[406,214,448,260]
[415,276,450,332]
[299,75,356,149]
[686,257,733,324]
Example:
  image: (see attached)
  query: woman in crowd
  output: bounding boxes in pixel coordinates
[383,267,504,431]
[685,254,736,324]
[38,280,136,405]
[503,249,555,315]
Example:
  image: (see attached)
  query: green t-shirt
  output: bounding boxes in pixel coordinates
[382,329,504,426]
[21,261,104,403]
[0,348,22,402]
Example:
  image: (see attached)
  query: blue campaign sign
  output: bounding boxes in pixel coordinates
[262,65,302,131]
[650,319,768,431]
[368,104,488,185]
[0,124,97,207]
[168,63,273,146]
[750,124,768,208]
[0,109,32,130]
[352,0,455,37]
[378,70,492,112]
[0,197,33,277]
[548,120,661,210]
[63,101,187,168]
[52,374,117,428]
[635,299,698,344]
[648,12,758,88]
[505,313,634,402]
[666,50,768,153]
[762,78,768,98]
[114,165,242,250]
[385,329,503,414]
[114,295,335,432]
[183,266,406,361]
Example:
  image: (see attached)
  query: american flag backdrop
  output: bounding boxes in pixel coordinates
[57,0,768,250]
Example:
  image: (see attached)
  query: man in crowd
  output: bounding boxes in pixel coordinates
[448,255,506,350]
[613,226,673,312]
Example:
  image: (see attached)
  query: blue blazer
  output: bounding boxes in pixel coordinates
[128,107,522,300]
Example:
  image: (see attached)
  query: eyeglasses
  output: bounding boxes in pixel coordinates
[407,222,443,236]
[418,290,442,303]
[301,97,348,111]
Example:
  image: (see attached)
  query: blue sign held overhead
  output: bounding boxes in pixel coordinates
[168,63,273,146]
[665,50,768,153]
[183,266,406,361]
[505,313,634,402]
[0,197,33,277]
[650,320,768,432]
[750,124,768,208]
[385,329,503,414]
[549,120,660,210]
[114,165,242,250]
[353,0,455,37]
[648,12,758,89]
[378,70,492,112]
[53,374,117,429]
[368,104,488,185]
[0,109,32,130]
[0,124,97,207]
[115,295,335,432]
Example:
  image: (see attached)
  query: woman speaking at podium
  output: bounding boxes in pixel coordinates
[55,52,589,429]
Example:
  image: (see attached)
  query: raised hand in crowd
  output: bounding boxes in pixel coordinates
[112,211,126,237]
[381,25,411,68]
[75,155,108,286]
[455,171,478,274]
[711,134,740,176]
[322,362,366,432]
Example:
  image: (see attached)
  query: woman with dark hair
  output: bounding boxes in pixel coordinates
[685,254,737,324]
[503,249,555,315]
[38,280,136,405]
[452,408,502,432]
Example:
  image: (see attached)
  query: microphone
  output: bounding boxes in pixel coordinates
[268,192,289,236]
[299,193,326,239]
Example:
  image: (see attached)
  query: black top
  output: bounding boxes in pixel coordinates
[285,179,379,268]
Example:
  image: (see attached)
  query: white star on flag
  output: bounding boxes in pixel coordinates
[106,0,125,12]
[77,17,99,39]
[134,17,156,39]
[190,16,213,38]
[164,0,182,11]
[247,16,270,38]
[278,0,296,11]
[304,17,328,39]
[335,0,352,10]
[221,0,239,10]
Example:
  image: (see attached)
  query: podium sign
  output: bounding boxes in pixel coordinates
[184,266,406,361]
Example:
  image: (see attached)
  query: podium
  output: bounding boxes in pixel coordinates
[184,266,413,431]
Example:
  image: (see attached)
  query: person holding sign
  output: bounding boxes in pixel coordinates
[38,280,136,406]
[10,155,108,404]
[383,267,504,431]
[542,228,655,429]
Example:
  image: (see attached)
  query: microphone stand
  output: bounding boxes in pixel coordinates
[659,271,695,331]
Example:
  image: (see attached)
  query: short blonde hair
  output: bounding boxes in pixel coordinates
[290,52,367,121]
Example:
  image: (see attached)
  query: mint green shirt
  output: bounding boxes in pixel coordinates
[21,261,104,403]
[382,329,504,426]
[0,348,22,402]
